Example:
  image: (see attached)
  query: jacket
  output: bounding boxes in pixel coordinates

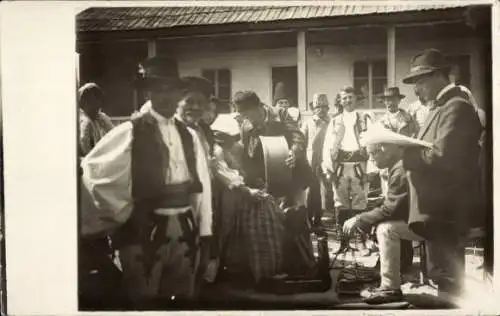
[403,85,482,240]
[357,160,409,231]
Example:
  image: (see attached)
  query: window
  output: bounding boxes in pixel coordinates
[202,68,231,113]
[353,60,387,109]
[271,66,298,108]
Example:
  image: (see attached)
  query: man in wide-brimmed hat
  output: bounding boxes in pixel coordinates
[376,87,418,138]
[401,48,483,298]
[81,56,213,308]
[301,93,333,229]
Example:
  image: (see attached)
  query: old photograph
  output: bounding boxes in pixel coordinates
[76,3,493,311]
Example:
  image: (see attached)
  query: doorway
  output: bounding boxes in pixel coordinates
[271,66,298,108]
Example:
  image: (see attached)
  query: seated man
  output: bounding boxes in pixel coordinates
[343,138,423,304]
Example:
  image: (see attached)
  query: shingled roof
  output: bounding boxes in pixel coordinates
[77,4,473,32]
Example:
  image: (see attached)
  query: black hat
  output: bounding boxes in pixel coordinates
[233,90,262,112]
[182,76,214,98]
[377,87,406,100]
[136,56,213,94]
[137,56,182,86]
[402,49,451,84]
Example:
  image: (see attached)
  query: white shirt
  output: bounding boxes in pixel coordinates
[81,106,213,236]
[340,110,360,151]
[435,83,456,101]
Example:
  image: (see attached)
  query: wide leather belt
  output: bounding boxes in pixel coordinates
[338,150,366,163]
[141,181,194,209]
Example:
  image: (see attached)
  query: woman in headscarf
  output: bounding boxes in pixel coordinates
[78,82,114,157]
[208,113,286,287]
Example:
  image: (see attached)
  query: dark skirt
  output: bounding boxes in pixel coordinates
[215,186,286,284]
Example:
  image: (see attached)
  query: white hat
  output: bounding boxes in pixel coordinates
[362,124,433,148]
[210,113,241,136]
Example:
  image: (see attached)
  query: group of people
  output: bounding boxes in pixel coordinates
[78,48,486,309]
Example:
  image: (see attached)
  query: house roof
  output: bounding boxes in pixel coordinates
[77,4,474,33]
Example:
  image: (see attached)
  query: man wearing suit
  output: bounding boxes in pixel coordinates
[401,49,482,298]
[301,93,334,229]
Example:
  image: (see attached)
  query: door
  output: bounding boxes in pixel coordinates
[271,66,298,108]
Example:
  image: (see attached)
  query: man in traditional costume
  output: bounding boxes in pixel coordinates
[322,87,370,253]
[234,90,316,277]
[81,56,213,309]
[301,93,333,229]
[377,87,418,138]
[401,49,482,298]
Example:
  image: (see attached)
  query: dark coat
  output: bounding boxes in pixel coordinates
[403,86,482,240]
[357,160,409,231]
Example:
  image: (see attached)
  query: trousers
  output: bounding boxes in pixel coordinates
[118,210,200,308]
[305,175,333,225]
[377,221,464,292]
[332,162,368,211]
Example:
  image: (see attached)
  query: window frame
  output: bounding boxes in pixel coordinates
[202,68,232,112]
[353,59,387,110]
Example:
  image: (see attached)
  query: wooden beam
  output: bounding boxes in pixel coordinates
[387,25,396,87]
[297,30,308,112]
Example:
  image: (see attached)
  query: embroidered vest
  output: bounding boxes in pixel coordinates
[130,112,202,209]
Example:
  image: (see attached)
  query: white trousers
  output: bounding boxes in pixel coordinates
[376,221,424,289]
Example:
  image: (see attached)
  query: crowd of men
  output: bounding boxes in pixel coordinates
[78,48,486,309]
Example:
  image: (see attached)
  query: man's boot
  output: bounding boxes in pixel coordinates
[334,208,349,253]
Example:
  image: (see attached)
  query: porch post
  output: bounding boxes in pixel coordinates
[148,39,157,58]
[387,25,396,87]
[297,30,308,112]
[75,52,80,89]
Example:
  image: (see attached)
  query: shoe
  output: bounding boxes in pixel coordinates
[363,287,404,305]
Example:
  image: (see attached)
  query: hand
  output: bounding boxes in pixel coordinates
[285,150,296,169]
[247,188,270,200]
[343,216,361,237]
